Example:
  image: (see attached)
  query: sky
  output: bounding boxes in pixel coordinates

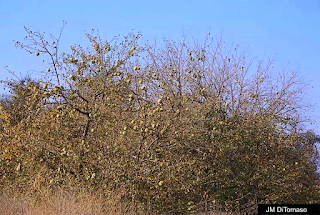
[0,0,319,134]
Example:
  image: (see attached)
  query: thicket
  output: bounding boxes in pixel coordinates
[1,25,320,214]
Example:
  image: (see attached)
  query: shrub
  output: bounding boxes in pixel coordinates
[1,25,319,214]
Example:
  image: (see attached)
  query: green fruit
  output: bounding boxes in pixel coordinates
[105,45,111,51]
[69,74,76,80]
[94,44,99,51]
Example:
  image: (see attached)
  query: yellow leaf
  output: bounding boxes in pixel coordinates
[16,163,21,171]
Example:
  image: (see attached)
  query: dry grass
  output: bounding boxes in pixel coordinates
[0,187,138,215]
[0,190,236,215]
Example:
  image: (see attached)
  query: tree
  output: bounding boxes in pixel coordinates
[0,76,43,127]
[1,25,319,214]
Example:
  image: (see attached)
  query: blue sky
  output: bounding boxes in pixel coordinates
[0,0,319,134]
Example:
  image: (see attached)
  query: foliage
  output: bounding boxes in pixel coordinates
[1,25,320,214]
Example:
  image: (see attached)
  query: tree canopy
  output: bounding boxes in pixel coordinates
[1,26,320,214]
